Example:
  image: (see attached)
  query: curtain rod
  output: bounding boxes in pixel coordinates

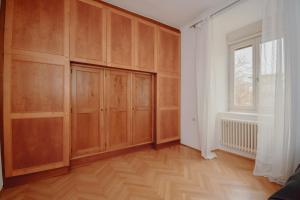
[190,0,241,28]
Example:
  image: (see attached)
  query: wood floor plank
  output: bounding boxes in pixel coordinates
[0,145,280,200]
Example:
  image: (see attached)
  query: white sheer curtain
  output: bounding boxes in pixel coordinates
[254,0,300,184]
[194,19,217,160]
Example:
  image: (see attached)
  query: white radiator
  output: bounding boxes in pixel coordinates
[219,118,258,159]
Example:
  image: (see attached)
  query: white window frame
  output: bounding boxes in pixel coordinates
[229,36,261,112]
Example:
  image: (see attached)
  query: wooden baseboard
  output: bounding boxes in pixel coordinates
[3,166,70,188]
[3,143,162,188]
[71,143,154,168]
[154,139,180,150]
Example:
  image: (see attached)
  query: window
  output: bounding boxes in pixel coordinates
[229,37,260,112]
[234,46,253,107]
[259,39,284,112]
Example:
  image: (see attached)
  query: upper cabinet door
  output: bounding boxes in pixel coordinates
[107,9,134,69]
[135,20,156,72]
[157,27,180,76]
[6,0,69,56]
[70,0,106,65]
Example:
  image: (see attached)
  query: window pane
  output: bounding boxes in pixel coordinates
[234,46,253,107]
[261,40,277,75]
[259,39,284,112]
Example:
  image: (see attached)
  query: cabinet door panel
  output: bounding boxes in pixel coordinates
[12,118,64,170]
[75,112,101,155]
[106,70,131,149]
[70,0,106,65]
[107,9,134,69]
[71,67,104,158]
[135,20,156,72]
[157,75,180,143]
[10,0,65,55]
[3,54,70,177]
[157,28,180,75]
[158,76,179,107]
[132,73,153,144]
[108,111,128,148]
[11,60,64,113]
[158,109,179,140]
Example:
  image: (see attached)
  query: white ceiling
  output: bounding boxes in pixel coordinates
[103,0,228,28]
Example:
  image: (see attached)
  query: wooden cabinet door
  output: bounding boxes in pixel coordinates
[3,0,70,177]
[156,75,180,143]
[105,70,131,150]
[135,20,156,72]
[5,0,69,57]
[107,9,134,69]
[3,54,70,177]
[71,66,105,158]
[157,27,180,76]
[70,0,106,65]
[132,73,153,145]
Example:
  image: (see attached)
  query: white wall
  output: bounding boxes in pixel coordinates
[180,0,263,150]
[180,27,200,150]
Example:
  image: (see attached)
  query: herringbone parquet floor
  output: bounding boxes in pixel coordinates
[0,145,280,200]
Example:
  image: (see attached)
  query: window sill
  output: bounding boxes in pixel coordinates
[217,112,258,122]
[225,111,258,116]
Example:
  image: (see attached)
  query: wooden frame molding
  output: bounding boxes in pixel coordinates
[3,167,70,188]
[71,143,154,168]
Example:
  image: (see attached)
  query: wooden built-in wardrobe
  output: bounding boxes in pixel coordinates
[1,0,180,185]
[71,66,154,158]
